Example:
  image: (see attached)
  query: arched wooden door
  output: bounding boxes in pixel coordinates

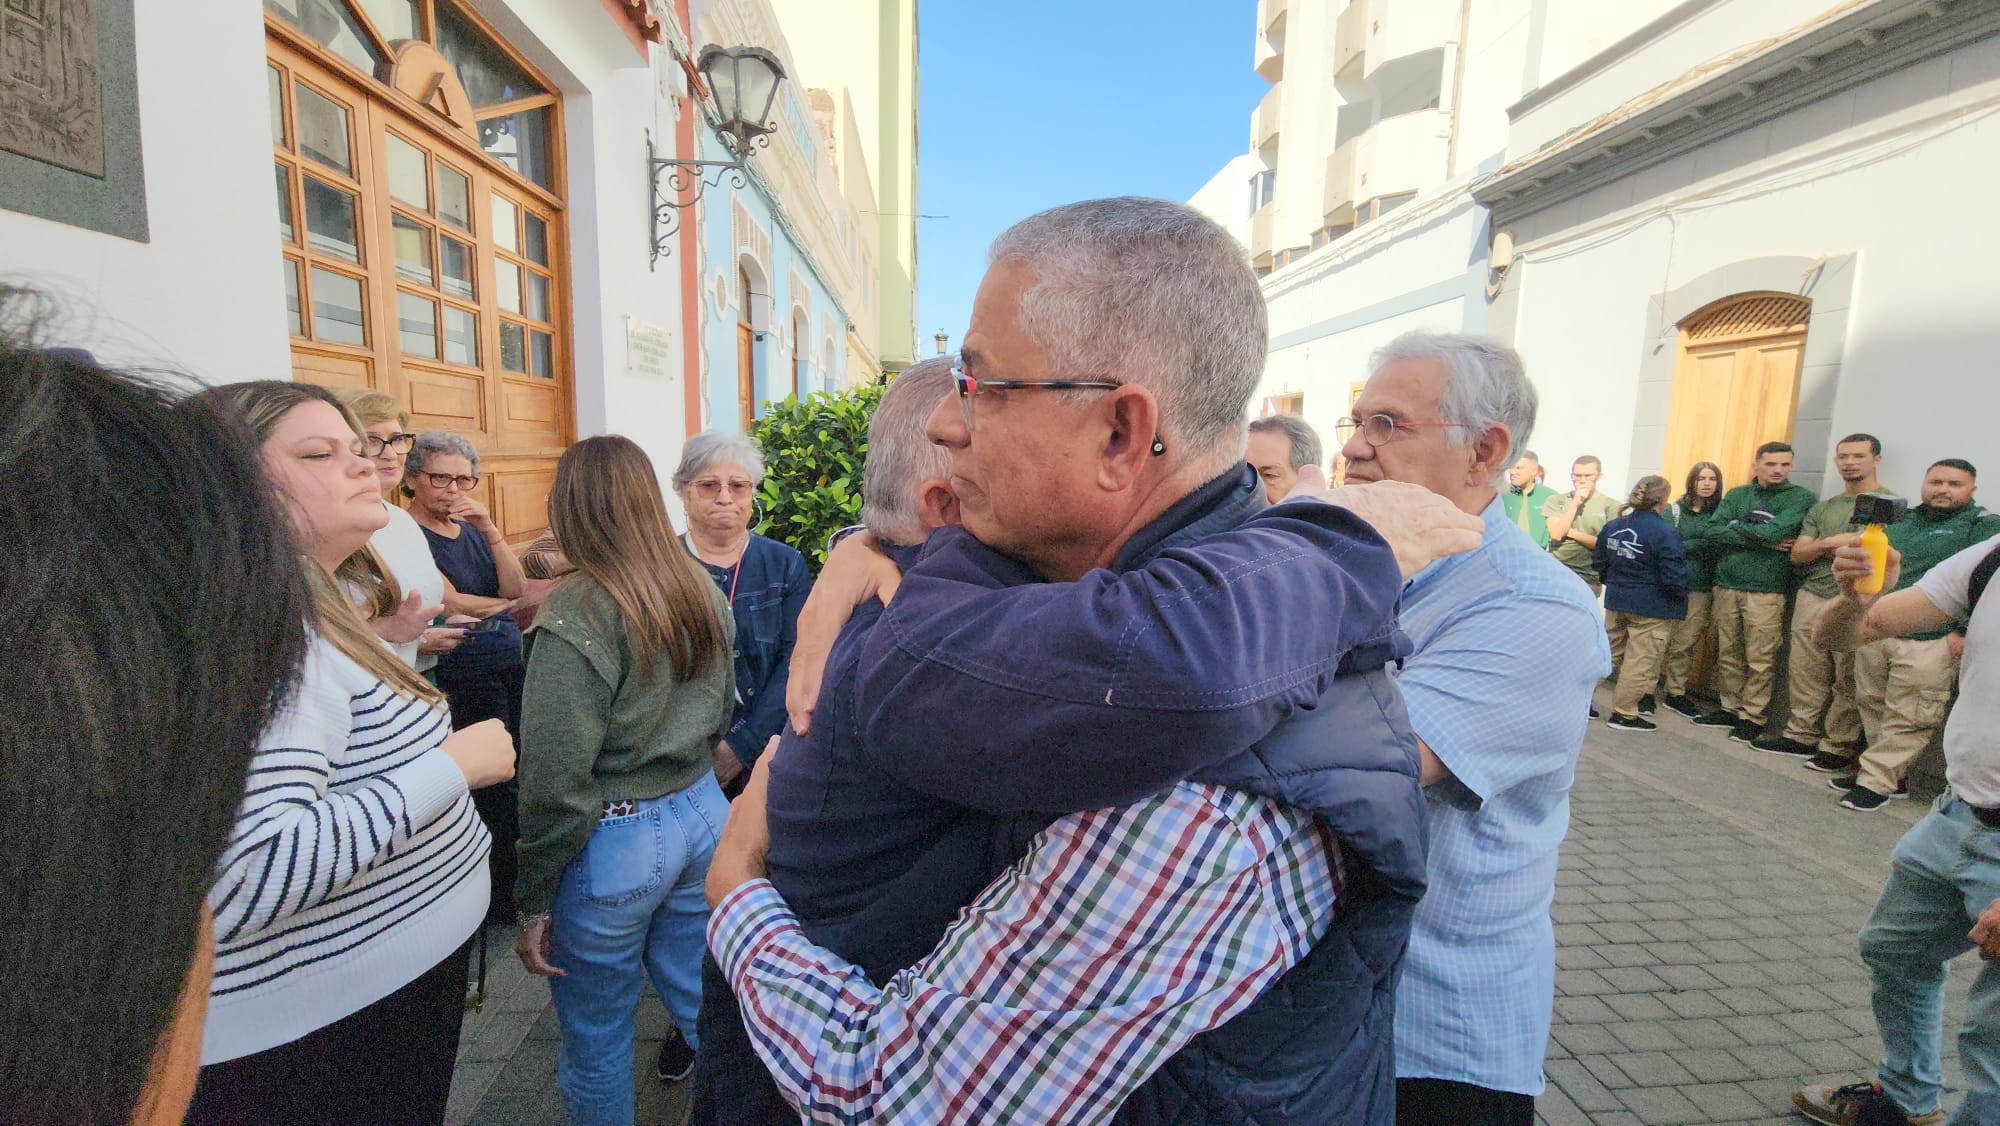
[1662,293,1809,490]
[266,0,570,542]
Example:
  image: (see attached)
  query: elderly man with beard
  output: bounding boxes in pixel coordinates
[1334,333,1608,1125]
[695,197,1484,1125]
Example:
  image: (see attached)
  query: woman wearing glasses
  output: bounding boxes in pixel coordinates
[670,434,811,804]
[335,388,466,670]
[407,429,528,922]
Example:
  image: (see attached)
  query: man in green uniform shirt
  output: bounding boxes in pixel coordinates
[1504,451,1560,548]
[1839,458,2000,812]
[1688,442,1817,743]
[1755,434,1897,762]
[1545,455,1618,593]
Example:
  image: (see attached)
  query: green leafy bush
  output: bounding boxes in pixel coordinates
[751,381,884,570]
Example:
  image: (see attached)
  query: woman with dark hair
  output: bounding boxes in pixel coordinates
[671,431,811,797]
[405,429,529,921]
[1595,475,1689,732]
[1663,461,1727,717]
[515,435,735,1123]
[183,382,515,1126]
[0,296,308,1126]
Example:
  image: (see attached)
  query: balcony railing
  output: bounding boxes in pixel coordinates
[1335,0,1369,78]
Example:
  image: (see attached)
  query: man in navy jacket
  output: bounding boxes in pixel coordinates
[699,198,1481,1124]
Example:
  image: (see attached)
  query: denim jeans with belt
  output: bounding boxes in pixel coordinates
[1861,789,2000,1123]
[550,773,727,1126]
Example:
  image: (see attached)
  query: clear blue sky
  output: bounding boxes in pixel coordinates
[913,0,1269,356]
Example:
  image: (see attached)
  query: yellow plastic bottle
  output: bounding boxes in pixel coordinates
[1857,524,1890,595]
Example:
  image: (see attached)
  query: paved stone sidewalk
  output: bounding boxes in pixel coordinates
[447,709,1978,1125]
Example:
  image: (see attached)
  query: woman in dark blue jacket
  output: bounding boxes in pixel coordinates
[1594,475,1688,732]
[671,432,811,798]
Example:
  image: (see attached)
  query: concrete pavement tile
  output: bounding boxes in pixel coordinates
[1728,1043,1809,1079]
[1556,968,1615,995]
[1708,960,1775,987]
[1552,902,1602,924]
[1590,888,1645,907]
[1553,995,1620,1024]
[1790,1037,1873,1072]
[1598,966,1671,993]
[1663,1018,1744,1049]
[1533,1083,1594,1126]
[1591,921,1655,944]
[1581,1053,1637,1089]
[1660,989,1736,1019]
[1605,1020,1684,1052]
[1607,1050,1699,1087]
[1694,938,1760,963]
[1720,987,1792,1016]
[1720,1015,1794,1046]
[1556,944,1613,970]
[1690,916,1755,940]
[1646,941,1707,964]
[1680,1080,1769,1120]
[1653,963,1724,991]
[1551,1022,1626,1056]
[1599,943,1663,967]
[1617,1084,1706,1124]
[1545,1057,1627,1111]
[1765,983,1844,1012]
[1670,1047,1758,1083]
[488,1035,561,1092]
[1603,992,1676,1021]
[1640,919,1702,942]
[443,1060,502,1126]
[1553,922,1606,946]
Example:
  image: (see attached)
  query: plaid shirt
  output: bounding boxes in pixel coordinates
[708,782,1342,1125]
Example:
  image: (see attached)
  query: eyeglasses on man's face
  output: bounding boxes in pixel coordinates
[692,478,755,501]
[365,432,416,457]
[949,354,1122,433]
[1334,413,1475,448]
[421,471,479,492]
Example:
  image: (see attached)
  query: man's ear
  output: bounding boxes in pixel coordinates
[1468,425,1512,487]
[917,479,960,530]
[1098,385,1164,490]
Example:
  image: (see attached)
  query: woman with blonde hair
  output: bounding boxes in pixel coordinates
[333,387,466,669]
[1593,474,1689,733]
[183,381,514,1125]
[514,435,734,1125]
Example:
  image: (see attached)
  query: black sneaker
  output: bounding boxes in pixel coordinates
[1792,1080,1943,1125]
[1664,694,1704,718]
[1827,774,1907,798]
[1752,734,1817,756]
[1804,751,1854,773]
[1691,709,1737,728]
[1729,719,1763,744]
[1637,694,1657,715]
[655,1027,696,1083]
[1607,713,1657,733]
[1840,785,1890,812]
[1588,705,1600,719]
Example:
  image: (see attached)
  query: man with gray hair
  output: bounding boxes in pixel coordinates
[1334,331,1608,1124]
[856,356,957,547]
[700,198,1482,1123]
[1248,412,1324,504]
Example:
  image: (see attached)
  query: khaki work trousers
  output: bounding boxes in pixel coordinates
[1854,637,1957,796]
[1781,589,1864,757]
[1606,611,1675,718]
[1714,587,1788,725]
[1662,591,1714,697]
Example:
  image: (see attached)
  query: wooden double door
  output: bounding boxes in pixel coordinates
[268,12,570,541]
[1662,293,1809,494]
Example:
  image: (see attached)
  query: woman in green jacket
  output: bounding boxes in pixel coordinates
[513,436,736,1126]
[1663,461,1726,716]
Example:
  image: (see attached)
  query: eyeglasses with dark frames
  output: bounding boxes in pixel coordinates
[1334,413,1477,448]
[365,432,416,457]
[950,354,1122,433]
[421,471,479,491]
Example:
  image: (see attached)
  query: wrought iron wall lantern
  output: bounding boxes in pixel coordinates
[651,45,787,266]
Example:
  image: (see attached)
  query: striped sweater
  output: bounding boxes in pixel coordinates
[201,634,491,1064]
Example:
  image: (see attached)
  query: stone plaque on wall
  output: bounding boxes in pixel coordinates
[1,0,104,177]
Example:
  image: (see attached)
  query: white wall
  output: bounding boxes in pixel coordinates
[0,0,290,381]
[1188,154,1254,246]
[1502,37,2000,499]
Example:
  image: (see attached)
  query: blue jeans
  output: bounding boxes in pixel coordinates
[1861,791,2000,1124]
[549,773,727,1126]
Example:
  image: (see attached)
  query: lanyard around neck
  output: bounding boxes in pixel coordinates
[687,534,746,607]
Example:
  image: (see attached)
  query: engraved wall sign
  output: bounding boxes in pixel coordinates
[0,0,105,177]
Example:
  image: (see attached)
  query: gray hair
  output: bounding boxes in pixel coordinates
[1369,332,1537,486]
[672,430,766,491]
[407,430,479,477]
[1247,414,1323,469]
[988,197,1266,467]
[861,357,954,547]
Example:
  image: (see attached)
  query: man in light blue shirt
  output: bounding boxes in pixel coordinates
[1336,332,1609,1125]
